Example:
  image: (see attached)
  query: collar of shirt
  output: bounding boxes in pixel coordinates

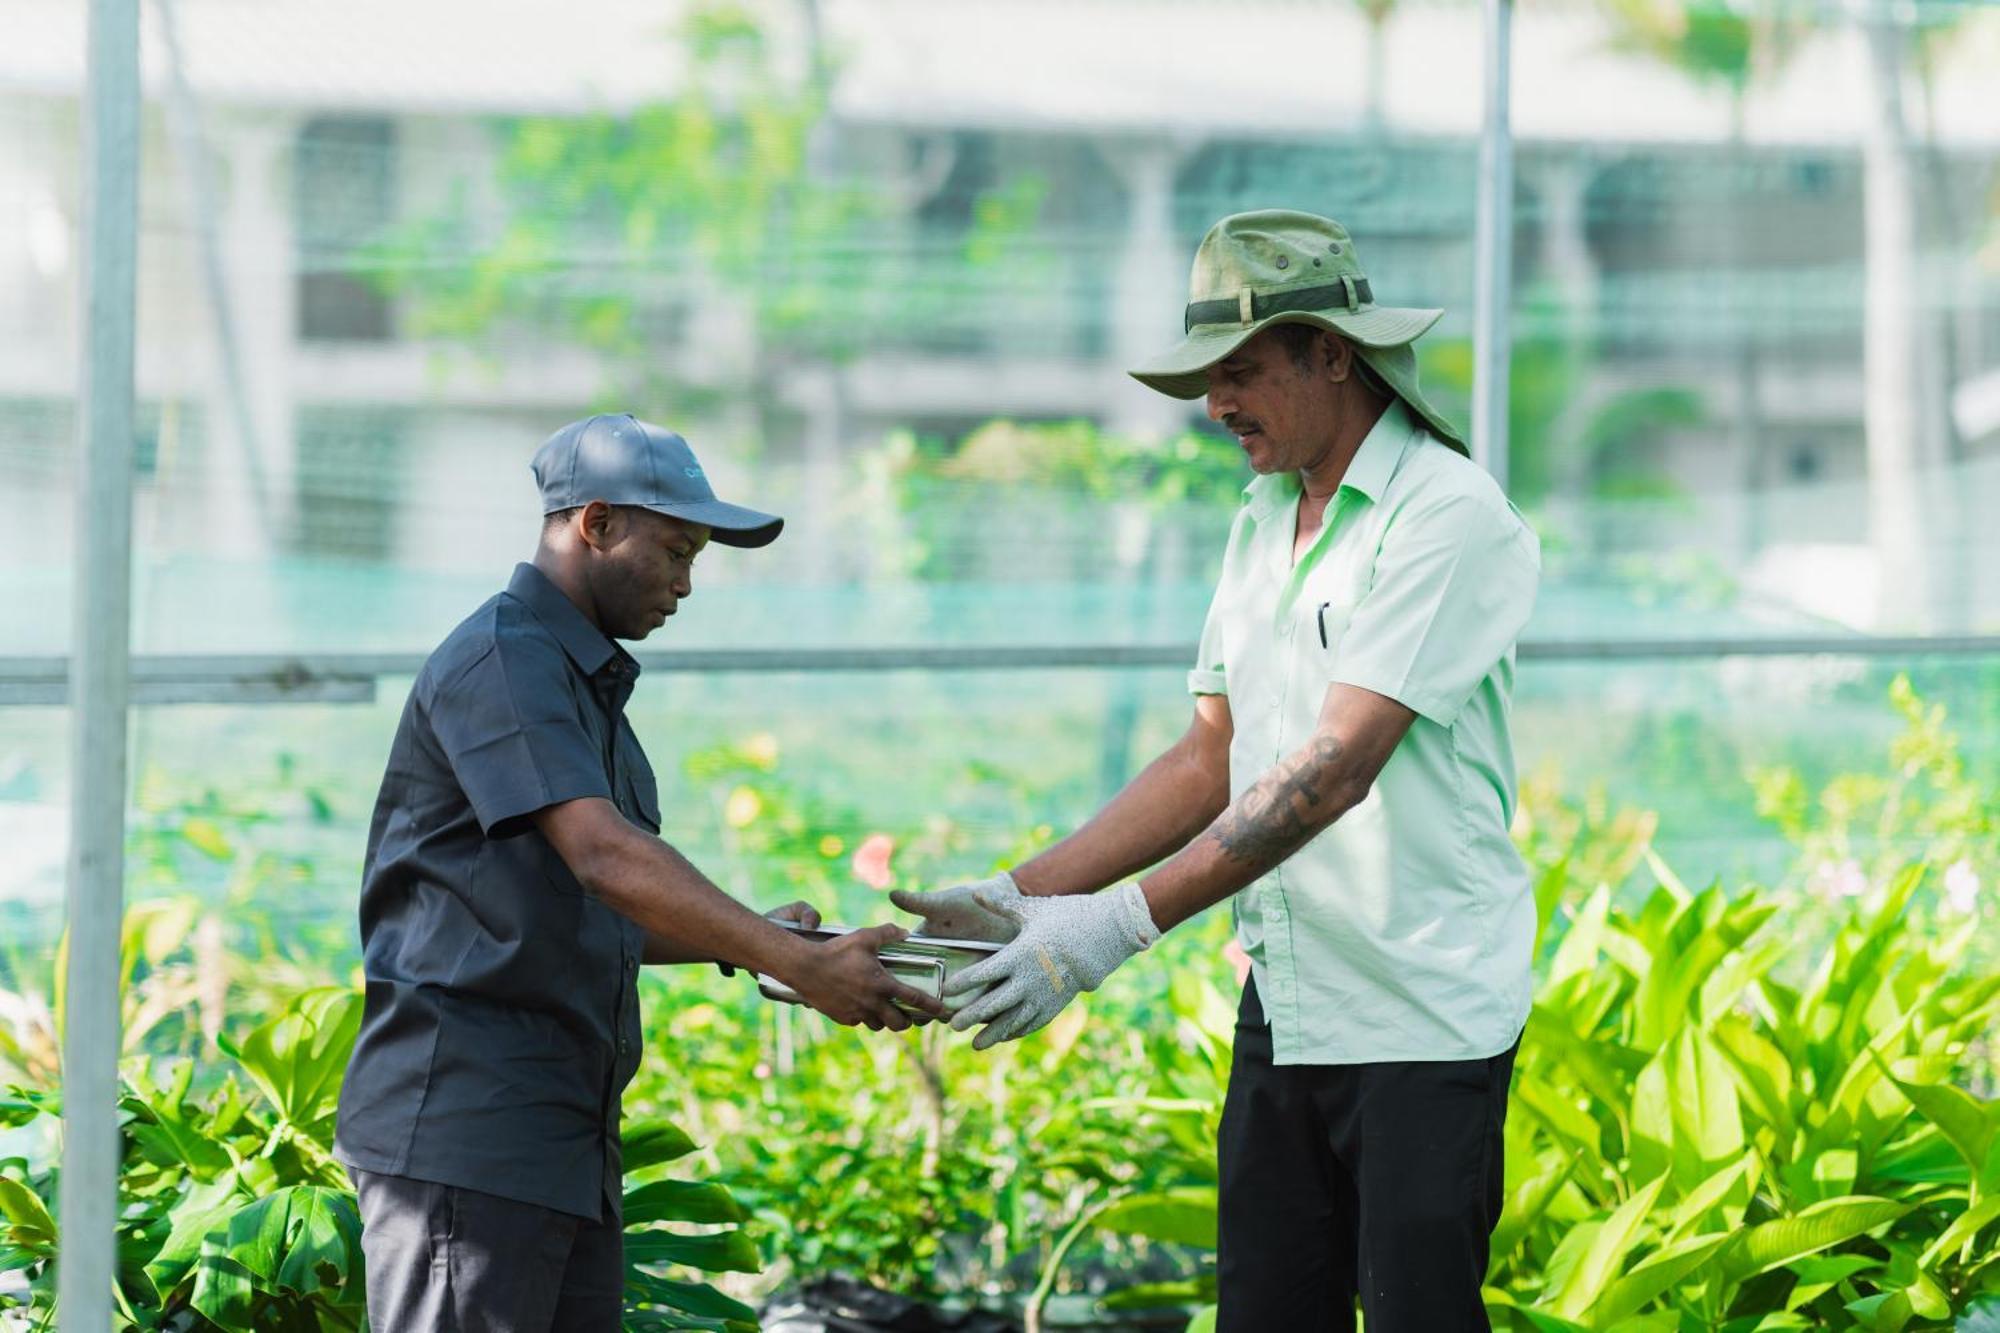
[505,563,642,704]
[1241,399,1417,528]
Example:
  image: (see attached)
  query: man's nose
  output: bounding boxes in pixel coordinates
[1206,386,1232,422]
[672,571,693,599]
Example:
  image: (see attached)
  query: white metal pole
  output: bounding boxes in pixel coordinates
[62,0,140,1327]
[1472,0,1515,488]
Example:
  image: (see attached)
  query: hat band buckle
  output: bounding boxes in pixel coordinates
[1183,276,1375,333]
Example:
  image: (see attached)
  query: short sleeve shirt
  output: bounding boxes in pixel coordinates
[334,563,659,1220]
[1189,401,1542,1066]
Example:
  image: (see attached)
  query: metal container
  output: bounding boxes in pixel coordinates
[756,920,1004,1013]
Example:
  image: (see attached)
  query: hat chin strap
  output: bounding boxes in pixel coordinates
[1183,277,1374,333]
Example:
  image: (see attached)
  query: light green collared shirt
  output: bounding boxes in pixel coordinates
[1189,401,1541,1065]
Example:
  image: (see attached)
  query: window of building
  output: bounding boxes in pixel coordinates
[295,117,398,342]
[289,406,403,560]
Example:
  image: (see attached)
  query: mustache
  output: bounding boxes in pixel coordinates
[1221,415,1262,435]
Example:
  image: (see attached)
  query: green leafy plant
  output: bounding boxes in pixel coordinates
[1041,863,2000,1333]
[0,984,763,1331]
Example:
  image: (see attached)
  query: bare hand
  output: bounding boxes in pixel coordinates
[764,900,822,930]
[781,923,947,1032]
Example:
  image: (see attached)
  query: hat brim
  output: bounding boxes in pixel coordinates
[1131,306,1469,457]
[1128,305,1443,399]
[638,498,784,548]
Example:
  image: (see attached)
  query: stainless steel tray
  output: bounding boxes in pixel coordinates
[755,920,1004,1013]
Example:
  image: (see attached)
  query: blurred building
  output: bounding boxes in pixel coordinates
[2,0,1998,646]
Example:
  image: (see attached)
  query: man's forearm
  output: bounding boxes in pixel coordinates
[574,829,806,978]
[641,930,717,966]
[1011,736,1231,897]
[1139,731,1367,932]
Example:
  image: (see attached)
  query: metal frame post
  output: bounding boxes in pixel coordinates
[1472,0,1515,489]
[62,0,140,1327]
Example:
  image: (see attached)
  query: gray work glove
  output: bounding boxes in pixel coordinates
[943,879,1159,1051]
[889,871,1022,944]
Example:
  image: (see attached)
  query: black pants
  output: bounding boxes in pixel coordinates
[349,1168,624,1333]
[1216,980,1516,1333]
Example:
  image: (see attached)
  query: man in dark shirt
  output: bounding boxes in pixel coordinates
[335,414,940,1332]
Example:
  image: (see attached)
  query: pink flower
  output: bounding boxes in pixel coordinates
[1223,938,1252,986]
[1809,858,1867,901]
[852,834,895,889]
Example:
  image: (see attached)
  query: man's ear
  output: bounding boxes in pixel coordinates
[577,500,619,553]
[1323,331,1354,383]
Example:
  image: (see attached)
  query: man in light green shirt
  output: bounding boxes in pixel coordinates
[896,210,1540,1331]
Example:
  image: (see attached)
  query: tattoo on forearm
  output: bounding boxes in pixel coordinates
[1207,734,1347,871]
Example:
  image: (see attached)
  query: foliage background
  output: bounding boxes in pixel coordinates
[3,0,2000,1327]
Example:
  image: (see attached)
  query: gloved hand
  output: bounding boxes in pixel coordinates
[889,872,1022,944]
[943,879,1159,1050]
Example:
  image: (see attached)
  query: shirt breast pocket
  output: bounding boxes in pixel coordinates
[1302,556,1368,667]
[624,767,662,834]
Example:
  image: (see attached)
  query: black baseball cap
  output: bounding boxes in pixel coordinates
[530,414,784,549]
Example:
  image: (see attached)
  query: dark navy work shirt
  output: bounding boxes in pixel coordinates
[335,563,658,1220]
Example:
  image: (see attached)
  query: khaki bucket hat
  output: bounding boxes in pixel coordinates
[1130,210,1468,456]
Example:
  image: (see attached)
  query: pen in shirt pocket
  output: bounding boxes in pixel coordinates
[1316,601,1332,649]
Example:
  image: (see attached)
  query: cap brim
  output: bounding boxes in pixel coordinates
[639,498,784,548]
[1129,305,1444,400]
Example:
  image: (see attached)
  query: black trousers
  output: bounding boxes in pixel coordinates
[349,1168,624,1333]
[1215,980,1516,1333]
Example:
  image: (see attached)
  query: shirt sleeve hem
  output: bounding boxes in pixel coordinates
[1186,669,1228,696]
[1328,666,1461,728]
[477,775,616,840]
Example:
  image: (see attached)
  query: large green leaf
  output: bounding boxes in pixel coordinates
[1546,883,1609,987]
[622,1120,699,1171]
[1516,1071,1609,1159]
[1093,1187,1219,1249]
[217,988,362,1132]
[190,1185,363,1329]
[0,1177,55,1252]
[623,1227,761,1274]
[124,1098,234,1180]
[1783,1253,1880,1311]
[1662,1151,1756,1244]
[1592,1229,1734,1326]
[1537,1220,1604,1307]
[1871,1128,1970,1187]
[1671,1028,1745,1171]
[1921,1195,2000,1269]
[622,1179,746,1226]
[1712,1017,1795,1139]
[623,1267,758,1323]
[1724,1195,1912,1280]
[1493,1152,1579,1258]
[1886,1073,1996,1178]
[1550,1172,1666,1320]
[143,1177,243,1294]
[1632,886,1768,1049]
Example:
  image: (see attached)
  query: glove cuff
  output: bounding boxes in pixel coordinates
[1112,881,1162,952]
